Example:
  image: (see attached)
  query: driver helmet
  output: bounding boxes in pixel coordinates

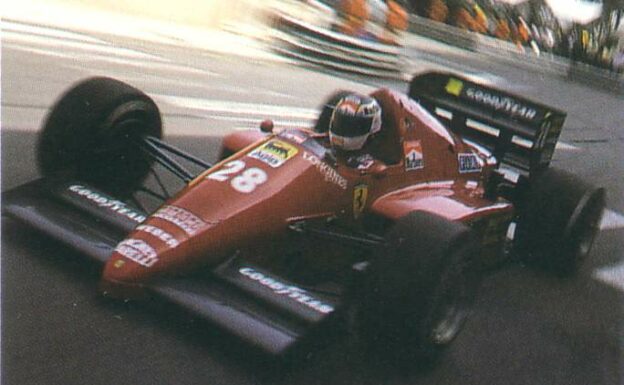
[329,94,382,151]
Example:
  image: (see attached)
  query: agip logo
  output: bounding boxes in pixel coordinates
[249,140,298,168]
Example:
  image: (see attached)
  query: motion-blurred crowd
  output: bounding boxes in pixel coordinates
[411,0,624,72]
[323,0,624,72]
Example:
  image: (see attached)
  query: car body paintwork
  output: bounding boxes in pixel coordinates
[101,88,513,293]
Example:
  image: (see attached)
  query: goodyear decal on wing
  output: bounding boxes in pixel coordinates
[248,139,298,168]
[403,140,424,171]
[458,153,483,173]
[239,267,334,314]
[353,184,368,219]
[68,184,146,223]
[463,86,538,121]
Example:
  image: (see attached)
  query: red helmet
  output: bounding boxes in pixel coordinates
[329,94,382,151]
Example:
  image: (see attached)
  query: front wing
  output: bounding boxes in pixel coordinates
[2,178,341,354]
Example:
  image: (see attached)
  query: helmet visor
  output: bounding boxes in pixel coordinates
[330,112,375,138]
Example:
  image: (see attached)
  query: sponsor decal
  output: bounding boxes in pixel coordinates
[278,130,307,144]
[113,259,125,268]
[239,267,334,314]
[403,140,424,171]
[136,224,179,248]
[248,139,298,168]
[152,205,207,236]
[464,86,537,121]
[347,153,374,170]
[207,160,268,193]
[356,154,375,170]
[68,185,146,223]
[445,78,464,96]
[353,184,368,219]
[458,153,483,173]
[446,78,539,121]
[302,151,348,190]
[115,239,158,267]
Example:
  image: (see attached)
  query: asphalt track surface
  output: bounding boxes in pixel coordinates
[2,19,624,385]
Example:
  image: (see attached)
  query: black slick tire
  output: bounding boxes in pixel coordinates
[514,168,606,275]
[356,211,480,367]
[37,77,162,196]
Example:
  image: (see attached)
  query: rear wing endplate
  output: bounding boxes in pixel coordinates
[409,72,566,180]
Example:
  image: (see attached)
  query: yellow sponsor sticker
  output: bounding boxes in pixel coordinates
[113,259,126,268]
[353,184,368,219]
[248,139,298,168]
[445,78,464,96]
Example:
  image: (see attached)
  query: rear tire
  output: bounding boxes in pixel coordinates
[37,77,162,196]
[514,168,606,275]
[356,211,480,366]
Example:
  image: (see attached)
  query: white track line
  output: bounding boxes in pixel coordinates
[2,43,69,59]
[600,209,624,230]
[1,20,105,44]
[593,210,624,292]
[555,141,581,151]
[154,95,318,120]
[65,59,218,76]
[594,261,624,292]
[206,115,314,127]
[3,30,163,61]
[5,42,217,76]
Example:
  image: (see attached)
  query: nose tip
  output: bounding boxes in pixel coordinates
[100,250,154,299]
[113,238,160,268]
[99,274,148,300]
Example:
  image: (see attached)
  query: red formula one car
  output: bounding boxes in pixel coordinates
[2,72,606,363]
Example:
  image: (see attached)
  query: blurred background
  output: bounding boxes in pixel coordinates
[412,0,624,72]
[2,1,623,385]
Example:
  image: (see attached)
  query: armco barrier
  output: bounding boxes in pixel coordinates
[408,15,623,94]
[269,10,405,79]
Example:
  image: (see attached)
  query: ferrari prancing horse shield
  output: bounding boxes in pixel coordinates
[353,184,368,219]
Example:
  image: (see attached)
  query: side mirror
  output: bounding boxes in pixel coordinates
[260,119,274,133]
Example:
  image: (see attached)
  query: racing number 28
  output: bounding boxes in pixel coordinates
[207,160,267,193]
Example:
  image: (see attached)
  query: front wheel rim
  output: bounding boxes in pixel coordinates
[429,257,476,345]
[566,190,605,266]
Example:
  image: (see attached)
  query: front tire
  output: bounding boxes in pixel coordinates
[356,211,480,365]
[37,77,162,196]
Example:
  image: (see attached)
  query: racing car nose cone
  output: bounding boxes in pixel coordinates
[100,245,160,300]
[100,223,187,299]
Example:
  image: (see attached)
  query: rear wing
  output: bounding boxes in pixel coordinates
[409,72,566,180]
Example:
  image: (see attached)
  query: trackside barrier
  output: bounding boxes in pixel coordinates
[408,15,624,94]
[268,9,405,79]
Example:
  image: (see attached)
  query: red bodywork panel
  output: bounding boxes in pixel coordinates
[102,88,512,293]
